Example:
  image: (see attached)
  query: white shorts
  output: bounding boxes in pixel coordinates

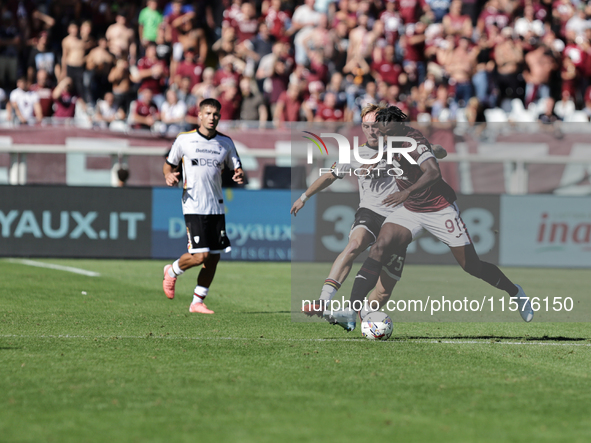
[383,202,472,248]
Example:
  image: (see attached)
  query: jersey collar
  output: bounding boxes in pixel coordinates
[197,129,217,140]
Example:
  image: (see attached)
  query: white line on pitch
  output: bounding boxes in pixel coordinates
[0,334,589,346]
[5,259,101,277]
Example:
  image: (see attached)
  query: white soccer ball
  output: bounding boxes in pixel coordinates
[361,311,393,340]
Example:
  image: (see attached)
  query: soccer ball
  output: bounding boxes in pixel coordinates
[361,312,393,340]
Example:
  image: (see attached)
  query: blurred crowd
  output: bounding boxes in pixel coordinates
[2,0,591,132]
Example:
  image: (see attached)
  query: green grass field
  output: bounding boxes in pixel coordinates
[1,258,591,443]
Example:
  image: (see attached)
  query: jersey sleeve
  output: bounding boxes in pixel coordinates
[331,162,351,179]
[166,136,183,167]
[408,128,435,166]
[225,138,242,170]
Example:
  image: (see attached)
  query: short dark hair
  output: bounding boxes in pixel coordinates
[375,106,408,123]
[117,168,130,183]
[199,98,221,111]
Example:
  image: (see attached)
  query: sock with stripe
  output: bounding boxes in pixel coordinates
[193,285,209,304]
[319,278,341,301]
[169,260,184,278]
[479,262,518,296]
[350,257,382,308]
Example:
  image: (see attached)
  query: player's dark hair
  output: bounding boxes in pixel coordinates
[199,98,222,111]
[375,106,408,123]
[117,168,130,183]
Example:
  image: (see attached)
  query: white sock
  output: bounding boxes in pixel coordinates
[319,279,341,301]
[170,260,184,277]
[192,285,209,304]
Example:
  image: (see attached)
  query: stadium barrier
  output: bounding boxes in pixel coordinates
[1,185,589,267]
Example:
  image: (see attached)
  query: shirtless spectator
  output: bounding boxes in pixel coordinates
[29,69,53,119]
[86,37,114,105]
[109,58,133,116]
[192,67,217,103]
[106,12,136,65]
[52,77,78,119]
[61,23,86,107]
[494,27,524,105]
[443,37,477,106]
[131,88,159,130]
[348,14,372,63]
[7,77,42,125]
[94,91,125,128]
[132,42,169,108]
[175,14,208,69]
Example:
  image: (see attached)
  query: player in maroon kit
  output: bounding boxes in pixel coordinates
[329,106,533,331]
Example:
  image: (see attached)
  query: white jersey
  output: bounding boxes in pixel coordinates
[332,143,400,218]
[166,129,242,215]
[9,88,39,121]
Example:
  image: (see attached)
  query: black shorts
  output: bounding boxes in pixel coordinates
[185,214,231,254]
[350,208,405,281]
[350,208,386,243]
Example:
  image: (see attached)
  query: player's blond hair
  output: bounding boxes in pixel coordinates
[360,104,384,121]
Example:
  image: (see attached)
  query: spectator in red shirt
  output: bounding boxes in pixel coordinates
[227,2,259,43]
[371,44,402,86]
[218,82,241,120]
[131,88,160,130]
[133,42,169,107]
[315,91,345,122]
[402,21,427,84]
[29,69,53,118]
[174,48,204,89]
[274,82,302,123]
[264,0,290,40]
[397,0,423,24]
[214,56,242,88]
[52,77,77,118]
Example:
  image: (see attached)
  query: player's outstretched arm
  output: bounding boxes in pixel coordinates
[290,172,337,216]
[382,158,442,207]
[163,162,180,187]
[432,144,447,159]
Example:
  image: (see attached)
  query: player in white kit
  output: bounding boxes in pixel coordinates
[291,104,447,317]
[162,98,244,314]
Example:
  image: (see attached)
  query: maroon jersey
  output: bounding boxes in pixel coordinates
[132,99,159,129]
[316,104,344,122]
[393,126,456,212]
[54,91,77,118]
[29,83,53,117]
[176,61,204,88]
[371,60,402,85]
[137,57,168,94]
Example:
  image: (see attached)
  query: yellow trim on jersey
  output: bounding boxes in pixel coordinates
[178,129,197,136]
